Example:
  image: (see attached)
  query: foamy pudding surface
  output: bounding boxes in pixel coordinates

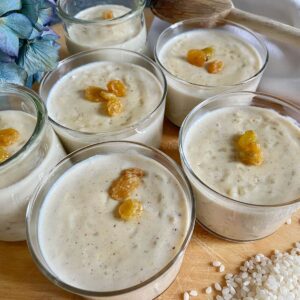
[185,107,300,205]
[47,62,163,133]
[159,30,262,86]
[38,153,189,291]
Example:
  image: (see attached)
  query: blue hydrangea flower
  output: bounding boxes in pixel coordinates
[0,0,60,86]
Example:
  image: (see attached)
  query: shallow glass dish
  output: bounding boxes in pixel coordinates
[58,0,147,54]
[179,91,300,242]
[155,18,268,127]
[26,141,195,299]
[39,48,167,153]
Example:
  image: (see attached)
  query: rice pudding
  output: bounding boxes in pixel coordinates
[0,110,65,241]
[180,92,300,241]
[46,60,165,152]
[63,4,147,54]
[156,19,267,126]
[28,142,194,299]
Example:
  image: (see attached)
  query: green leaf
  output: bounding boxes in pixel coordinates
[0,0,21,16]
[0,62,27,85]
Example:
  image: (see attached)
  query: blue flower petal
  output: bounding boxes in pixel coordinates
[0,0,21,16]
[38,4,53,26]
[0,62,27,85]
[17,39,59,75]
[0,49,14,63]
[29,27,41,39]
[0,26,19,57]
[41,27,59,41]
[1,13,33,39]
[21,0,40,24]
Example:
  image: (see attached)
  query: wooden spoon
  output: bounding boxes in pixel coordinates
[151,0,300,46]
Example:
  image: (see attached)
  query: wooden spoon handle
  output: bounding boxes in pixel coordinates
[228,8,300,46]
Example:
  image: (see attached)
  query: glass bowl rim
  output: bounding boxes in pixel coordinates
[154,17,269,89]
[179,91,300,208]
[26,140,195,297]
[39,48,167,138]
[57,0,146,25]
[0,82,46,168]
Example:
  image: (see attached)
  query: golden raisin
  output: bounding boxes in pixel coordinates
[106,98,123,117]
[236,130,263,166]
[122,168,144,178]
[109,168,145,201]
[206,60,224,74]
[0,147,10,163]
[102,10,114,20]
[107,80,127,97]
[0,128,20,147]
[187,49,206,67]
[237,130,257,149]
[118,199,143,221]
[202,47,215,61]
[85,86,106,102]
[99,90,118,102]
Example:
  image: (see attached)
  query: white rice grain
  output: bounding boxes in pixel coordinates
[213,243,300,299]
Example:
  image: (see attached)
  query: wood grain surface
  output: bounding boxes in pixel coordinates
[0,9,299,300]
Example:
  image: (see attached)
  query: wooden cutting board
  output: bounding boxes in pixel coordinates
[0,9,299,300]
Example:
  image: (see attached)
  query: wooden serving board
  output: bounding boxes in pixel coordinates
[0,9,299,300]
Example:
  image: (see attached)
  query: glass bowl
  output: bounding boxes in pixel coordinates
[39,48,167,153]
[155,18,268,126]
[179,91,300,242]
[58,0,147,54]
[26,141,195,299]
[0,83,65,241]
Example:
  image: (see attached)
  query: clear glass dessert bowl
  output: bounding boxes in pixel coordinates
[155,18,268,127]
[39,48,167,153]
[0,83,65,241]
[179,91,300,242]
[57,0,147,54]
[26,141,195,299]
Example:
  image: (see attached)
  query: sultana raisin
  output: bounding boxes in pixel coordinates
[85,86,106,102]
[187,49,206,67]
[202,47,215,61]
[206,60,224,74]
[0,147,10,163]
[237,130,257,149]
[107,80,127,97]
[99,90,118,102]
[109,168,144,201]
[118,199,143,221]
[102,10,114,20]
[122,168,144,178]
[0,128,20,147]
[106,98,123,117]
[236,130,263,166]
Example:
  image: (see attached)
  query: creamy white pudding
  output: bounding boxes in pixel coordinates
[47,61,165,152]
[0,111,65,241]
[156,21,267,126]
[186,107,300,205]
[37,152,190,297]
[160,31,261,86]
[65,4,147,54]
[180,93,300,241]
